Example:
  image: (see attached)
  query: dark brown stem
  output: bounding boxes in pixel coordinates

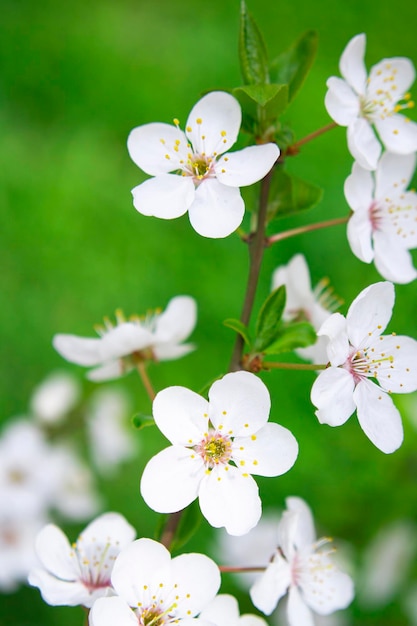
[263,361,327,371]
[286,122,338,155]
[136,361,156,401]
[229,167,275,371]
[219,565,266,573]
[159,511,183,549]
[267,215,349,246]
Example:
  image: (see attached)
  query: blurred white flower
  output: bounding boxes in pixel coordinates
[200,594,268,626]
[30,371,81,425]
[28,512,136,608]
[90,538,220,626]
[140,371,298,536]
[325,33,417,170]
[250,497,354,625]
[345,152,417,283]
[127,91,279,238]
[53,295,197,381]
[311,282,417,453]
[87,388,136,476]
[359,520,417,608]
[272,255,340,363]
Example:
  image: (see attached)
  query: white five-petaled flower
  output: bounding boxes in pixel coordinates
[53,295,197,381]
[345,151,417,283]
[325,33,417,170]
[310,282,417,453]
[89,538,220,626]
[28,513,136,607]
[199,594,268,626]
[272,255,340,363]
[127,91,280,238]
[250,497,354,626]
[140,371,298,536]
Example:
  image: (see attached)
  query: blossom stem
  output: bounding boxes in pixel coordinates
[267,215,349,246]
[159,510,183,549]
[263,361,327,371]
[229,167,275,370]
[219,565,266,573]
[286,122,338,155]
[136,361,156,401]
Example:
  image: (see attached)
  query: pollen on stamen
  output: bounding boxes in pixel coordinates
[251,434,257,440]
[196,118,202,124]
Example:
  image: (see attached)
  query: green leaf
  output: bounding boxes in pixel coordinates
[270,30,318,102]
[224,318,252,347]
[239,1,269,85]
[254,285,286,352]
[131,413,154,430]
[264,321,317,355]
[170,500,202,551]
[233,83,288,120]
[268,169,323,220]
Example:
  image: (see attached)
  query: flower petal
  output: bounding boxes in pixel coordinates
[215,144,279,187]
[188,179,245,238]
[368,57,415,102]
[373,232,417,283]
[375,151,416,198]
[287,586,315,626]
[132,174,195,219]
[153,343,195,361]
[354,379,403,453]
[208,371,271,437]
[347,211,374,263]
[232,422,298,477]
[140,445,204,513]
[186,91,241,156]
[317,312,349,366]
[34,524,76,580]
[324,77,359,126]
[153,386,209,445]
[110,538,171,606]
[81,513,136,549]
[272,254,313,315]
[340,33,367,95]
[300,554,354,615]
[127,123,189,176]
[28,569,88,607]
[199,594,240,626]
[53,334,104,366]
[198,465,261,536]
[250,558,291,616]
[154,296,197,344]
[347,118,381,170]
[285,496,316,550]
[90,596,139,626]
[346,281,394,346]
[171,553,220,617]
[371,334,417,393]
[87,360,126,382]
[311,367,355,426]
[344,161,374,212]
[375,115,417,155]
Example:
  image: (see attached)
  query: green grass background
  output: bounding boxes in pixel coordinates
[1,0,417,624]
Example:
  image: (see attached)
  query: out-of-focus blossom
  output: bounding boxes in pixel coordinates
[30,371,81,425]
[250,497,354,625]
[53,296,197,382]
[325,33,417,170]
[28,513,136,608]
[89,538,220,626]
[311,282,417,453]
[87,388,136,476]
[140,371,298,536]
[345,151,417,283]
[127,91,279,238]
[272,255,340,363]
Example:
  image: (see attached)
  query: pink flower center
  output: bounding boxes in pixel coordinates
[344,346,393,384]
[195,431,232,469]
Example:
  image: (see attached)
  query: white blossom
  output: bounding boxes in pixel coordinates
[272,255,340,363]
[200,594,268,626]
[310,282,417,453]
[53,295,197,381]
[28,513,136,608]
[325,33,417,170]
[345,151,417,283]
[89,537,220,626]
[30,371,81,425]
[250,497,354,625]
[127,91,279,238]
[140,371,298,536]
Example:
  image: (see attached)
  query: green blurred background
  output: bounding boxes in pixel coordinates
[2,0,417,624]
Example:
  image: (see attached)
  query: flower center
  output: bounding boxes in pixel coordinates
[346,347,393,383]
[195,431,232,469]
[139,607,167,626]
